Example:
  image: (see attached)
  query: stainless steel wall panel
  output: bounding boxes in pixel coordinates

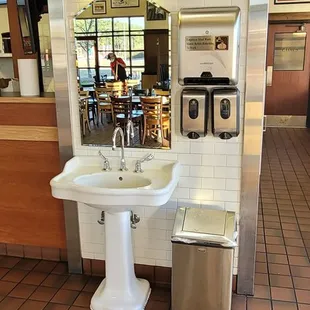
[237,1,269,295]
[48,0,82,274]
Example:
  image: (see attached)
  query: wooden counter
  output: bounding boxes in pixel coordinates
[0,93,55,104]
[0,94,66,250]
[0,93,58,142]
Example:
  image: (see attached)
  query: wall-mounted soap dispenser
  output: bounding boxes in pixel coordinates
[181,88,209,139]
[211,87,240,140]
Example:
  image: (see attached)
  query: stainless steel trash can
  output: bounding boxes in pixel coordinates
[171,207,237,310]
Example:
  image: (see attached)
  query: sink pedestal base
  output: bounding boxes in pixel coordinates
[90,211,151,310]
[91,278,150,310]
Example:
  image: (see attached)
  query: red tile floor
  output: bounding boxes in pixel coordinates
[0,257,171,309]
[0,128,309,310]
[244,128,310,310]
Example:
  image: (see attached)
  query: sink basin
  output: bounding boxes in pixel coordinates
[50,155,180,310]
[74,172,152,189]
[50,156,180,209]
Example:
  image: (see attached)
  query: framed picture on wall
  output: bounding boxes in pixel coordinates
[93,0,107,14]
[275,0,310,3]
[147,2,167,21]
[111,0,139,8]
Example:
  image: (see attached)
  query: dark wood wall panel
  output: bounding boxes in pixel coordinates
[0,140,66,249]
[0,103,57,126]
[144,29,169,75]
[269,12,310,22]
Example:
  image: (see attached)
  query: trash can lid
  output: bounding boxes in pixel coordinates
[172,207,237,248]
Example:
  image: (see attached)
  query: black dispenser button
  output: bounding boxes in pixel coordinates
[187,132,200,139]
[220,98,231,120]
[219,132,233,140]
[189,99,199,119]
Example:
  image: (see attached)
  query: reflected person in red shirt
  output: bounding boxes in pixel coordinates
[107,53,127,82]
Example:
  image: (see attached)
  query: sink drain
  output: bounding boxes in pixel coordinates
[119,177,123,181]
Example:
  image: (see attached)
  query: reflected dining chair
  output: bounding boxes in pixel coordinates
[79,97,91,136]
[95,88,113,126]
[79,90,97,126]
[140,96,170,146]
[154,89,170,97]
[79,90,89,96]
[105,81,124,96]
[111,96,143,144]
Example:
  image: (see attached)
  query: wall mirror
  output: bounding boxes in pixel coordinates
[74,0,171,149]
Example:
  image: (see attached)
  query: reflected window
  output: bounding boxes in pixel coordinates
[130,17,144,30]
[97,18,112,33]
[75,16,145,82]
[78,68,96,85]
[76,39,97,86]
[131,36,144,50]
[114,17,129,32]
[114,36,130,50]
[74,19,96,34]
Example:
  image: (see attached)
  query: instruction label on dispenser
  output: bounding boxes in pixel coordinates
[185,36,229,51]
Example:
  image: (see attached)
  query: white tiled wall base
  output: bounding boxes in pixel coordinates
[79,202,240,273]
[61,0,248,276]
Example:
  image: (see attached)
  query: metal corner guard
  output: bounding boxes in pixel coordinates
[237,0,269,295]
[48,0,82,274]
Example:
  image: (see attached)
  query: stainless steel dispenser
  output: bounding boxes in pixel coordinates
[178,7,241,86]
[181,88,209,139]
[211,88,240,140]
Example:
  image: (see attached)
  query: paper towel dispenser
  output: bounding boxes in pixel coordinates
[178,7,241,86]
[181,87,209,139]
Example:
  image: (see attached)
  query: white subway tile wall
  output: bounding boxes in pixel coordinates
[62,0,248,275]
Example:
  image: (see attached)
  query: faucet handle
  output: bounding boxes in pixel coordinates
[98,151,112,171]
[135,153,154,173]
[140,153,154,163]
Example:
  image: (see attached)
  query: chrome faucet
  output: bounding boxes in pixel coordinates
[126,120,134,147]
[135,153,154,173]
[112,126,128,171]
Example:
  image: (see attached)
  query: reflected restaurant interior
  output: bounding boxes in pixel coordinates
[75,1,171,148]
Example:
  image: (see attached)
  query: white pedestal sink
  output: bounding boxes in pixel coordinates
[50,156,180,310]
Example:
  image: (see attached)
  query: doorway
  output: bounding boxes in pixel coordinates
[265,23,310,127]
